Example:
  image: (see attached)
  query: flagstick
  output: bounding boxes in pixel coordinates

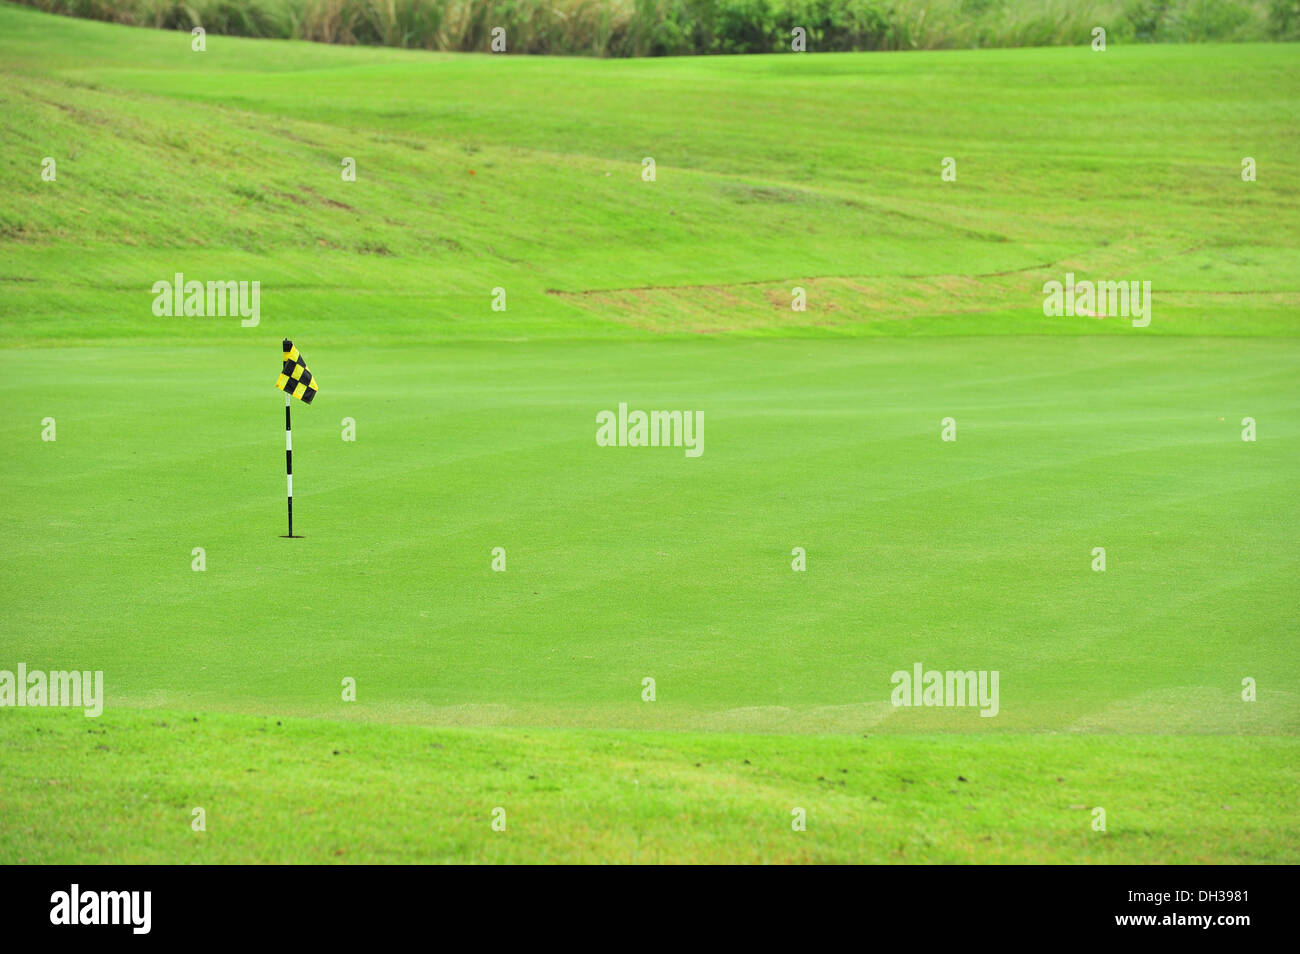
[285,390,294,538]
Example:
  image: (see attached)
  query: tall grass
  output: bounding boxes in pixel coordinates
[13,0,1295,54]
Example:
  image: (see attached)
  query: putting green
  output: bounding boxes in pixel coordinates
[0,5,1296,862]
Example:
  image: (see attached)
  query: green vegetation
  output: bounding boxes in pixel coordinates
[14,0,1299,56]
[0,4,1297,862]
[3,709,1296,863]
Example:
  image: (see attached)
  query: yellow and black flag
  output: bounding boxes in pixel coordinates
[276,339,317,537]
[276,339,319,404]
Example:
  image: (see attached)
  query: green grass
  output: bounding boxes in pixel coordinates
[1,4,1297,863]
[2,12,1298,344]
[4,708,1296,863]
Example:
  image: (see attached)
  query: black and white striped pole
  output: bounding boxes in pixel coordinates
[276,338,316,537]
[284,390,294,538]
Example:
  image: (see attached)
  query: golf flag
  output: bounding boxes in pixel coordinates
[276,339,318,404]
[277,338,317,538]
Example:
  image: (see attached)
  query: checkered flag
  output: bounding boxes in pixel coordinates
[276,339,318,538]
[276,339,318,404]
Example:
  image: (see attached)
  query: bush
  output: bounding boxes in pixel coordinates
[1268,0,1300,39]
[15,0,1299,54]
